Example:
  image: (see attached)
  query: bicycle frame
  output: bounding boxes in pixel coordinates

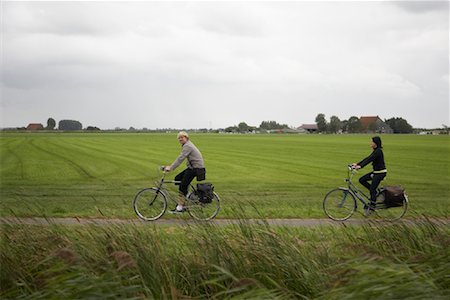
[153,171,196,205]
[342,167,372,207]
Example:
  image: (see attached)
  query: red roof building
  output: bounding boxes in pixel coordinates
[26,123,44,130]
[359,116,393,134]
[359,116,379,128]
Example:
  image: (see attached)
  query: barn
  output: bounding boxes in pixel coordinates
[359,116,393,134]
[26,123,44,130]
[297,124,318,133]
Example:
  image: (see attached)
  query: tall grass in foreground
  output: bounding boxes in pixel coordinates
[1,219,449,299]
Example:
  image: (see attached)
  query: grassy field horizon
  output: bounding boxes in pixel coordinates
[1,132,449,219]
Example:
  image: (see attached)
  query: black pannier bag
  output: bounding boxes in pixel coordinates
[196,183,214,203]
[383,186,406,207]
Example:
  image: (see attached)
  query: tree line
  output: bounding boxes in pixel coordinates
[32,118,97,131]
[315,114,414,134]
[47,118,85,130]
[223,116,414,134]
[6,115,434,134]
[225,121,289,133]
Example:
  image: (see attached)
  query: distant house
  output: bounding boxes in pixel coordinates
[359,116,393,134]
[298,124,318,133]
[267,128,305,134]
[26,123,44,130]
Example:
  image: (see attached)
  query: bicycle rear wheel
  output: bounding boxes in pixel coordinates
[373,192,408,221]
[323,188,356,221]
[133,188,167,221]
[187,192,220,221]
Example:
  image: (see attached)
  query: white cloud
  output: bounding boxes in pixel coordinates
[1,1,448,128]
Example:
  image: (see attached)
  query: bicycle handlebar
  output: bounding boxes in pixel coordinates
[348,164,359,173]
[159,166,170,176]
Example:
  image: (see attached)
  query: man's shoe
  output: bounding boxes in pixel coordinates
[169,207,186,214]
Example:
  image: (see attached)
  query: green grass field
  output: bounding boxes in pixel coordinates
[1,133,449,218]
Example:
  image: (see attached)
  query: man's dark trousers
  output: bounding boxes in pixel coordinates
[175,168,206,196]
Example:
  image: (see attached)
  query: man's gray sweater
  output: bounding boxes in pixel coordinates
[171,140,204,170]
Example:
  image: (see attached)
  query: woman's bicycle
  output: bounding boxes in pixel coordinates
[133,167,220,221]
[323,165,408,221]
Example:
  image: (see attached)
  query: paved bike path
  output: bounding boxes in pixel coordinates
[1,217,448,227]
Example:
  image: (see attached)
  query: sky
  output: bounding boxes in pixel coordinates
[1,0,449,129]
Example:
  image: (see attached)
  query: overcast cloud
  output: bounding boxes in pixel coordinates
[1,1,448,129]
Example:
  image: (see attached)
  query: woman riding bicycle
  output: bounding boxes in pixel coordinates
[352,136,387,209]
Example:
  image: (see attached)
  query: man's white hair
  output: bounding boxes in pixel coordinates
[177,131,189,139]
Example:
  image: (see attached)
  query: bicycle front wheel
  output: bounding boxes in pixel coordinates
[323,188,356,221]
[187,192,220,221]
[133,188,167,221]
[373,193,408,222]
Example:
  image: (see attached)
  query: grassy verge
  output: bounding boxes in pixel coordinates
[1,218,449,299]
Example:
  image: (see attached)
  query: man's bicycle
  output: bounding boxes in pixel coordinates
[133,167,220,221]
[323,165,408,221]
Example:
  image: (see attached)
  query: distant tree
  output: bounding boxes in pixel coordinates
[58,120,82,131]
[238,122,250,133]
[341,119,349,132]
[259,121,270,130]
[328,116,342,133]
[46,118,56,130]
[259,121,289,130]
[347,116,362,133]
[396,119,413,133]
[86,126,100,131]
[443,124,449,134]
[385,117,413,133]
[315,113,328,133]
[225,126,237,133]
[129,127,136,131]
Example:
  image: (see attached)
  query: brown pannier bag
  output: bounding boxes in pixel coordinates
[383,186,406,207]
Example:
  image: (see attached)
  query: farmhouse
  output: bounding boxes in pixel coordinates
[26,123,44,130]
[297,124,318,133]
[359,116,393,134]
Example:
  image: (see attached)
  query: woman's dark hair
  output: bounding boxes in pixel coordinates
[372,136,382,148]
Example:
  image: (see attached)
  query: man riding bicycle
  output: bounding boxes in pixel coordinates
[164,131,206,214]
[352,136,387,209]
